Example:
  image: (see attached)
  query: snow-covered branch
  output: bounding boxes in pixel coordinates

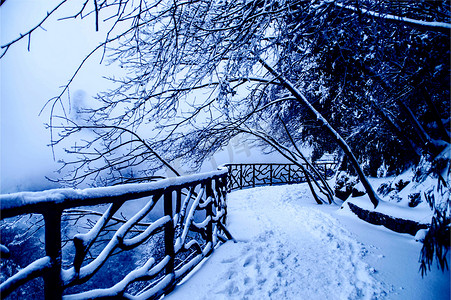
[335,2,451,33]
[0,257,52,297]
[72,203,121,272]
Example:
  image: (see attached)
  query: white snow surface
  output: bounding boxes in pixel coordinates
[166,184,450,300]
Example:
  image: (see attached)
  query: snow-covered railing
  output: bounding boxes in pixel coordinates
[225,161,338,190]
[0,168,230,299]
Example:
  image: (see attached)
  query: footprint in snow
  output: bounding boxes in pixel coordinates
[242,256,253,267]
[221,257,237,264]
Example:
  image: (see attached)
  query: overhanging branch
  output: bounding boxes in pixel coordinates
[335,2,451,33]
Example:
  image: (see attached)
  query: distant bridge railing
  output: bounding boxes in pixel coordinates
[0,168,229,300]
[225,161,338,190]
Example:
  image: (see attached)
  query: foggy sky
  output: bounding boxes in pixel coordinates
[1,0,112,193]
[0,0,290,193]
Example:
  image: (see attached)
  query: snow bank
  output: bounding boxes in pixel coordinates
[345,196,433,225]
[337,168,436,226]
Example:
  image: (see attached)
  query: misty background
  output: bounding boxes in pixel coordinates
[0,0,287,193]
[1,0,112,193]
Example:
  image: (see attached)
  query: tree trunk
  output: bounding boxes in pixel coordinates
[257,56,380,208]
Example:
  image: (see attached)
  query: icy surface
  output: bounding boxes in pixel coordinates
[166,183,450,300]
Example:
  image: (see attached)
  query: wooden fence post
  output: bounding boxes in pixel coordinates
[205,180,213,249]
[270,164,273,186]
[163,189,175,292]
[252,165,255,188]
[239,164,243,189]
[43,207,63,300]
[218,176,228,224]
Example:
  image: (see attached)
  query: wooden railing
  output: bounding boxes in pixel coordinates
[0,162,338,299]
[225,161,338,190]
[0,168,229,299]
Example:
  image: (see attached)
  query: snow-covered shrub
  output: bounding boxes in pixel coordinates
[408,193,422,208]
[377,179,410,199]
[417,146,450,276]
[395,179,410,192]
[334,171,359,201]
[351,182,366,197]
[377,178,416,204]
[413,155,433,183]
[377,182,394,197]
[419,204,450,276]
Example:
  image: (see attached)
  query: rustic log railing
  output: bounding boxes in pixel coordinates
[225,161,338,190]
[0,168,229,300]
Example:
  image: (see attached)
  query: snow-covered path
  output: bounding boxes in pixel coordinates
[166,184,450,300]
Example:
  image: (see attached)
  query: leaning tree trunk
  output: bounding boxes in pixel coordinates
[257,56,380,208]
[239,128,330,204]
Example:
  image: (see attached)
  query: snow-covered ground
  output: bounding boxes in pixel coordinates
[165,183,450,300]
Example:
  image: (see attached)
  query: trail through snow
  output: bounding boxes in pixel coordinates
[213,188,383,299]
[166,183,450,299]
[167,184,391,300]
